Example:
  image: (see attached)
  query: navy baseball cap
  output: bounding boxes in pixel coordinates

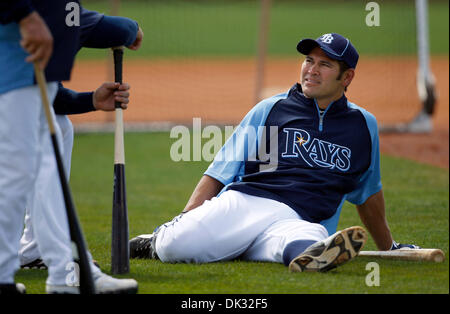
[297,33,359,69]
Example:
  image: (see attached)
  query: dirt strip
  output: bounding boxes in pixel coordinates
[65,56,449,169]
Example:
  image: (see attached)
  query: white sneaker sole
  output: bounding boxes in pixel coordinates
[95,277,138,294]
[289,226,367,272]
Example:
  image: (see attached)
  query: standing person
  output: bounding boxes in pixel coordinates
[19,81,131,271]
[130,33,418,272]
[18,7,143,271]
[0,0,137,294]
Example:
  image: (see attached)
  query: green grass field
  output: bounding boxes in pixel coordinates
[12,0,449,298]
[15,132,449,294]
[78,0,449,59]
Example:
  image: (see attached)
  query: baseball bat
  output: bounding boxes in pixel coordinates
[358,249,445,263]
[34,63,95,294]
[111,46,130,274]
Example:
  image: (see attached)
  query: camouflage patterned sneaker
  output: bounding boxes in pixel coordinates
[289,226,367,272]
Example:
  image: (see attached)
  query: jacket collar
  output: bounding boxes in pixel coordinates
[290,83,348,113]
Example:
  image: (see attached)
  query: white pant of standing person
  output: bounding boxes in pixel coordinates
[19,114,74,267]
[0,84,100,286]
[155,190,329,264]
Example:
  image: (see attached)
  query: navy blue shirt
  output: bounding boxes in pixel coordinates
[205,84,382,235]
[53,8,139,115]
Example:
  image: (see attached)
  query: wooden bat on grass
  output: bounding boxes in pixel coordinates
[358,249,445,263]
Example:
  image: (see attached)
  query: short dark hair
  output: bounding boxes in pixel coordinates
[337,60,351,91]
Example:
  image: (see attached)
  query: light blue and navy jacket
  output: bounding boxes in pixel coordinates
[1,2,138,112]
[205,83,382,235]
[0,0,81,94]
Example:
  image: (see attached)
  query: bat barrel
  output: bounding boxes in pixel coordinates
[112,165,129,274]
[358,249,445,263]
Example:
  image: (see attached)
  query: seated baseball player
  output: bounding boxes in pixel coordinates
[130,33,419,272]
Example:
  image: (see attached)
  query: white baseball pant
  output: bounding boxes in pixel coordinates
[0,84,100,286]
[19,114,74,266]
[155,190,328,265]
[0,83,72,284]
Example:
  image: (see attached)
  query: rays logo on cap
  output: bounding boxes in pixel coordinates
[296,33,359,68]
[320,34,334,44]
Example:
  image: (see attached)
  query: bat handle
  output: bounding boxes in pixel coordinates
[112,46,124,109]
[112,47,125,164]
[33,63,56,134]
[114,109,125,165]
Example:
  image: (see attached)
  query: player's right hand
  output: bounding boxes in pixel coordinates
[93,82,130,111]
[19,11,53,70]
[390,240,421,250]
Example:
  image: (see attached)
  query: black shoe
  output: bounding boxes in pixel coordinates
[289,226,367,273]
[129,234,158,259]
[0,283,26,294]
[21,259,47,270]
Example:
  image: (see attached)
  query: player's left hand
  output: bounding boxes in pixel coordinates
[93,82,130,111]
[390,240,421,250]
[127,27,143,51]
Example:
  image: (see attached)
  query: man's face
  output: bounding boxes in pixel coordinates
[300,47,352,105]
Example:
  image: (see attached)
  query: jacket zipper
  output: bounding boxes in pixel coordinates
[314,99,333,132]
[318,112,324,132]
